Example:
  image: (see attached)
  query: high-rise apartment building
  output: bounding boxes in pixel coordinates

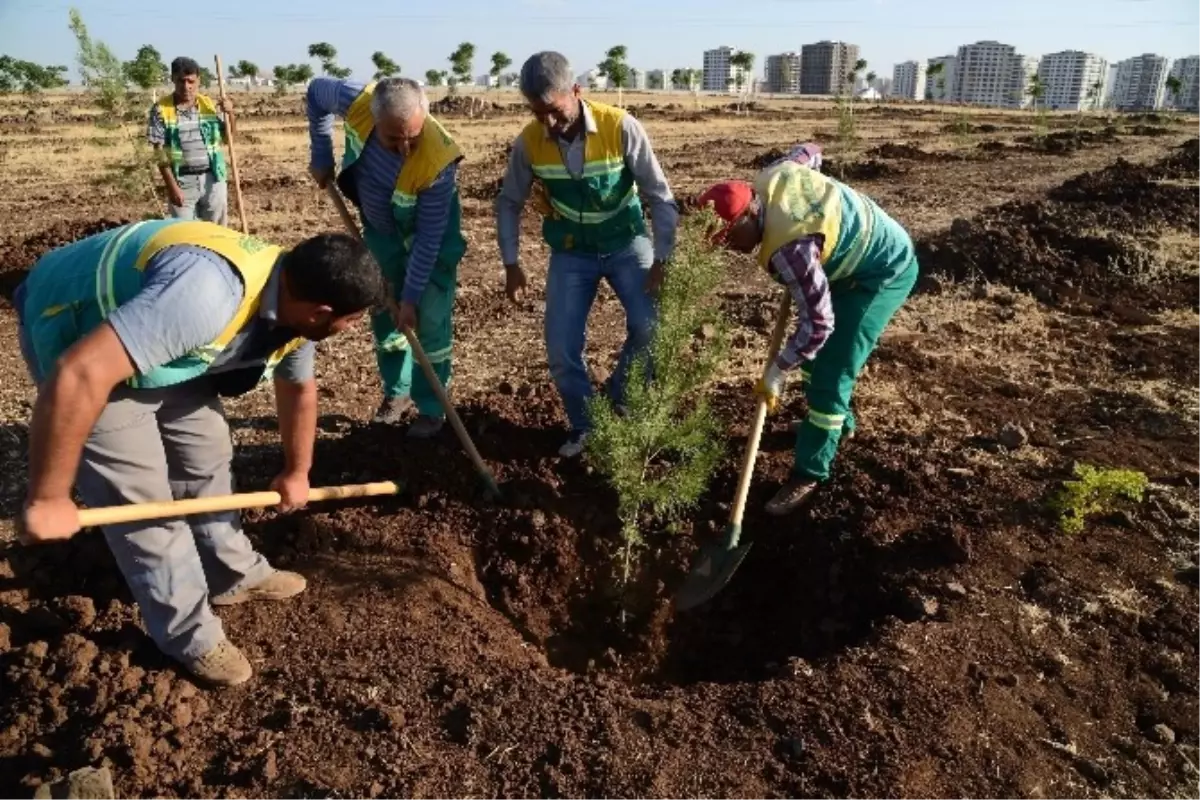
[765,52,802,94]
[1008,54,1041,108]
[799,40,860,95]
[1110,54,1170,111]
[1168,55,1200,112]
[892,60,927,100]
[703,46,735,92]
[951,41,1037,108]
[925,55,956,101]
[1037,51,1108,110]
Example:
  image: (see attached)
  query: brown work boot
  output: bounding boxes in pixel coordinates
[183,639,252,687]
[211,570,307,607]
[372,395,413,425]
[765,478,818,516]
[406,414,445,439]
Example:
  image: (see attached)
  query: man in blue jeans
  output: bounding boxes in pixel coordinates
[496,51,678,457]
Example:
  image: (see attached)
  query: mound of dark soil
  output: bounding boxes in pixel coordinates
[1148,138,1199,180]
[867,143,940,161]
[823,158,906,180]
[1014,128,1120,155]
[0,218,135,301]
[748,147,788,169]
[918,151,1199,313]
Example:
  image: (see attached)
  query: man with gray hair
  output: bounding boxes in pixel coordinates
[308,76,466,436]
[497,51,679,458]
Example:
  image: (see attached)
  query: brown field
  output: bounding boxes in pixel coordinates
[0,89,1197,798]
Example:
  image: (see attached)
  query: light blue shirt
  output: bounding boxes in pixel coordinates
[106,245,314,384]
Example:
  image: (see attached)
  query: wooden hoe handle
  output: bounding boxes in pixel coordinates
[728,291,793,527]
[76,481,400,527]
[323,185,501,496]
[214,54,249,235]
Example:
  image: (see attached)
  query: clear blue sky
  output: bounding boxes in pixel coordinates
[1,0,1196,81]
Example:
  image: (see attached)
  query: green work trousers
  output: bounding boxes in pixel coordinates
[363,227,457,418]
[792,258,918,481]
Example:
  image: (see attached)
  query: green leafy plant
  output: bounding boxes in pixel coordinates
[272,63,313,95]
[0,56,68,94]
[950,110,973,151]
[68,9,157,206]
[307,43,350,79]
[488,51,511,90]
[424,69,446,88]
[1050,463,1149,534]
[229,60,259,84]
[586,208,729,585]
[123,44,167,92]
[371,51,401,81]
[597,45,630,107]
[447,42,475,94]
[730,50,755,113]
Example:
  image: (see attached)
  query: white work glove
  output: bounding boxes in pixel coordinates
[754,362,786,413]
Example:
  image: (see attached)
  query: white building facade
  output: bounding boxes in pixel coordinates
[952,41,1038,108]
[1037,51,1107,110]
[925,55,956,101]
[892,60,927,100]
[703,46,735,92]
[1168,55,1200,112]
[765,52,802,94]
[1110,54,1169,111]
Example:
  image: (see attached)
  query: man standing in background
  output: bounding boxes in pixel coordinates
[148,56,232,223]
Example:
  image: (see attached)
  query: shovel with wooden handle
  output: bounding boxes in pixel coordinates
[323,183,502,500]
[676,290,792,611]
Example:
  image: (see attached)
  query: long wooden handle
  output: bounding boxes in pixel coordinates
[325,183,361,236]
[214,54,249,235]
[77,480,399,527]
[324,185,501,495]
[729,292,792,527]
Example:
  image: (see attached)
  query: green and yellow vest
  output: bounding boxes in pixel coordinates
[521,100,645,254]
[155,94,228,181]
[342,83,466,265]
[22,220,304,390]
[754,160,912,287]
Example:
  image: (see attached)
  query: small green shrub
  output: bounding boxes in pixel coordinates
[1051,463,1149,534]
[586,207,729,582]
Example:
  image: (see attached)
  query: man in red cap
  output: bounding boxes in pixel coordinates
[697,143,917,515]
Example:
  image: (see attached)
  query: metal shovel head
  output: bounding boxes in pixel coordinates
[675,533,753,612]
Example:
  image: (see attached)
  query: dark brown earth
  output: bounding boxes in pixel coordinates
[0,101,1197,799]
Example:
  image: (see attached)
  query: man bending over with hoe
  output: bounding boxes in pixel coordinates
[497,51,678,458]
[148,56,234,224]
[308,76,467,436]
[14,220,383,686]
[698,143,918,515]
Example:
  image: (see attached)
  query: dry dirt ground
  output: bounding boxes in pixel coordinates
[0,91,1197,798]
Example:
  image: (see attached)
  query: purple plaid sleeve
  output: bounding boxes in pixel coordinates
[772,142,823,172]
[769,237,834,370]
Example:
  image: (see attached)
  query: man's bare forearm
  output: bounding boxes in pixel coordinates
[28,362,117,503]
[275,378,317,475]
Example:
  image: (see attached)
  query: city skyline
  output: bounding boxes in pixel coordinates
[1,0,1196,86]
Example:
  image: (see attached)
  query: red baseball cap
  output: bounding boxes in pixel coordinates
[696,180,754,242]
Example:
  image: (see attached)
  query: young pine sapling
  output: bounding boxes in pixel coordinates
[586,208,729,587]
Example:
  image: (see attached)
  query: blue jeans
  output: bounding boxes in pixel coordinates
[545,235,656,433]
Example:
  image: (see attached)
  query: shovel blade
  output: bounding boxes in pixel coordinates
[675,540,754,612]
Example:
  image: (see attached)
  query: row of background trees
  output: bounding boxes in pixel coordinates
[7,27,1186,110]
